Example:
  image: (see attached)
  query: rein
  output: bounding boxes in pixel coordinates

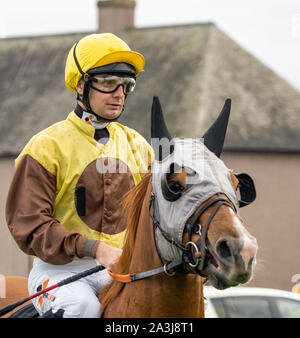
[108,192,235,283]
[107,259,182,282]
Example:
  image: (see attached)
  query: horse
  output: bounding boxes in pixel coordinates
[98,97,258,318]
[0,97,258,318]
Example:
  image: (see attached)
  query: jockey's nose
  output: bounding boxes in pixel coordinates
[112,84,125,97]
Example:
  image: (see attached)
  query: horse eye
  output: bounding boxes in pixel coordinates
[161,175,184,202]
[169,181,184,194]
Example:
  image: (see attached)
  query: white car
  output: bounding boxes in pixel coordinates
[204,286,300,318]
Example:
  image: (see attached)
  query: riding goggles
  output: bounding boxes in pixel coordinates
[90,75,136,95]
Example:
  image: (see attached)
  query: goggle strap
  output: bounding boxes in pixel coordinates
[73,42,88,79]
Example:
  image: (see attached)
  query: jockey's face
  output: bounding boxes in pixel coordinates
[76,76,125,120]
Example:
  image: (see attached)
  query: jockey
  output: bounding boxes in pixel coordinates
[5,33,153,318]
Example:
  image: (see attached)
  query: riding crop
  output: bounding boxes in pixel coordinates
[0,264,105,317]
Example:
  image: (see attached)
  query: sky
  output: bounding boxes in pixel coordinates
[0,0,299,91]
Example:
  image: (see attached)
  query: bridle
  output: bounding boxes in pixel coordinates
[148,192,235,277]
[107,191,236,283]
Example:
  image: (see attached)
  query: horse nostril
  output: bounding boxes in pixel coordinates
[216,239,233,263]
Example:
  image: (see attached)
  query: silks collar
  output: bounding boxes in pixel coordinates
[75,104,109,130]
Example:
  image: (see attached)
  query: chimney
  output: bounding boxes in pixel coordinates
[97,0,136,35]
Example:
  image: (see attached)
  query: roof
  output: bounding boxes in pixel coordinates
[1,23,300,156]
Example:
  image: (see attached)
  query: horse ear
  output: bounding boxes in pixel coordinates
[202,98,231,158]
[151,96,174,161]
[151,96,172,140]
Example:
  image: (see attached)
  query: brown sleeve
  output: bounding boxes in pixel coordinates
[5,154,99,265]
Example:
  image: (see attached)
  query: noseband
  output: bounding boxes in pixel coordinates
[149,192,235,276]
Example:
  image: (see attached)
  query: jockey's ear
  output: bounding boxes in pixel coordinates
[202,98,231,158]
[235,173,256,208]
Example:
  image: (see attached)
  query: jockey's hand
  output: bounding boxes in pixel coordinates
[96,241,123,271]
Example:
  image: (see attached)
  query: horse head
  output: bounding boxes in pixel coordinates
[150,96,258,290]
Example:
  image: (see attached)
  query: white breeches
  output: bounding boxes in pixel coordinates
[28,257,112,318]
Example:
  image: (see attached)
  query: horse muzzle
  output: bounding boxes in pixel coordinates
[199,235,258,290]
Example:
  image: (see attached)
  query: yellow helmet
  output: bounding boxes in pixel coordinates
[65,33,145,93]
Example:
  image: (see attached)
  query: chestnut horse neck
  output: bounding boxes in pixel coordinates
[100,173,204,318]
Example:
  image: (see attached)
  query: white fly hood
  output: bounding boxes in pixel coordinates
[150,96,237,262]
[152,138,238,261]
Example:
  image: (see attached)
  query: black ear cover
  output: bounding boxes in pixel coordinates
[236,173,256,208]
